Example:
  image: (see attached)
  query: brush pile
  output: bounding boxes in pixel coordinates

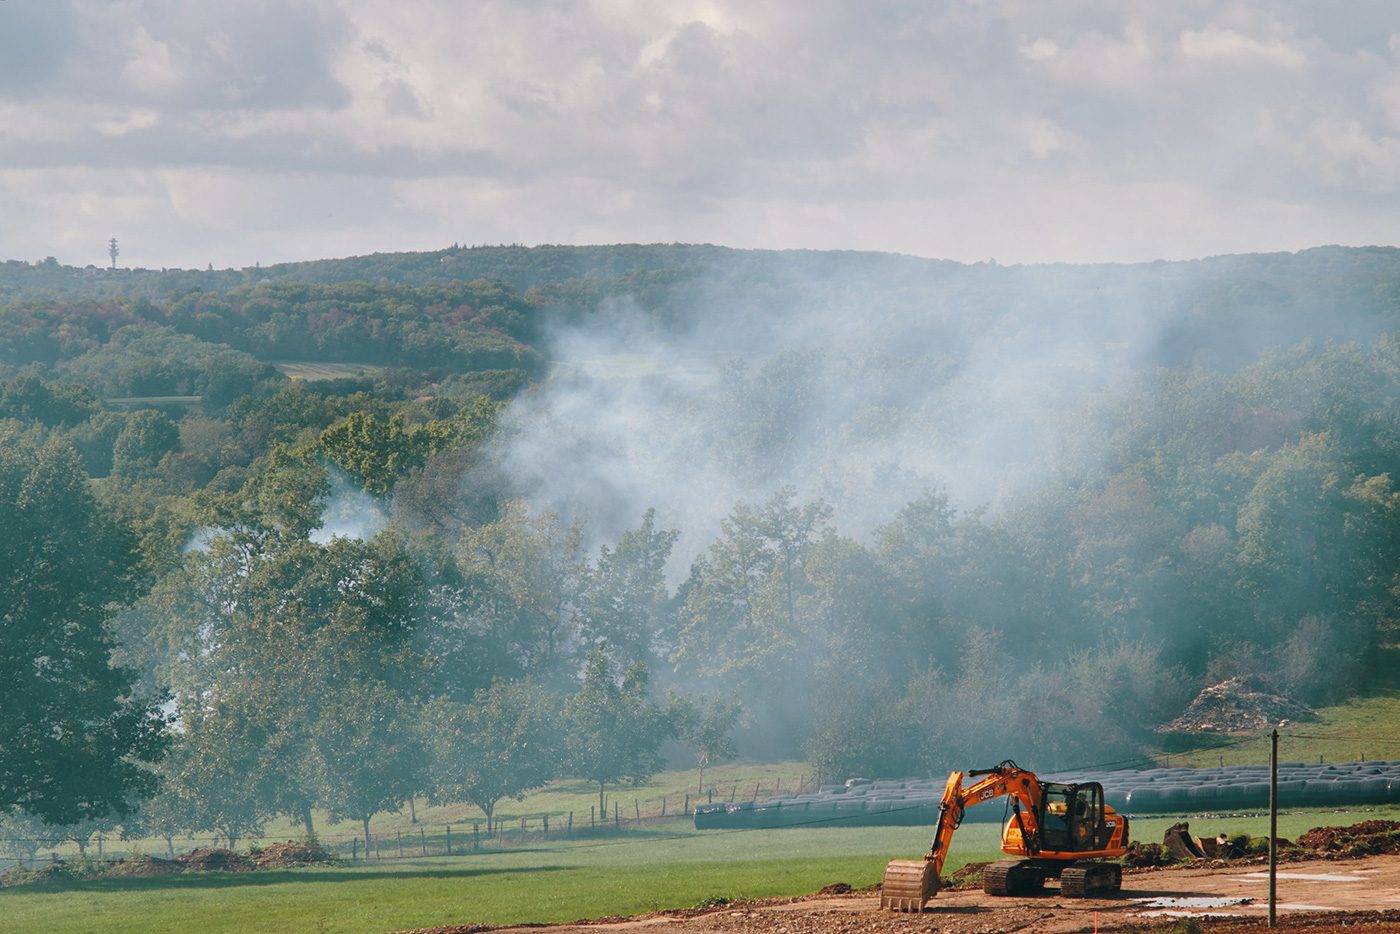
[1161,677,1313,735]
[102,855,183,877]
[0,841,334,888]
[177,847,255,872]
[250,841,334,869]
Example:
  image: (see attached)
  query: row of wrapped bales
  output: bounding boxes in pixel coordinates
[1045,760,1400,815]
[692,761,1400,830]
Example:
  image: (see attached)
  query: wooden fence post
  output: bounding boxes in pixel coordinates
[446,825,452,856]
[684,793,690,815]
[543,814,549,836]
[614,801,620,829]
[568,812,573,836]
[397,830,404,858]
[473,822,480,851]
[590,806,595,828]
[352,838,358,861]
[634,800,640,822]
[420,827,427,857]
[661,795,667,817]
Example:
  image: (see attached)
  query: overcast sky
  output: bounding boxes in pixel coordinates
[3,0,1400,269]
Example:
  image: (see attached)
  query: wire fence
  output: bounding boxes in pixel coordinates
[3,734,1396,871]
[0,773,821,869]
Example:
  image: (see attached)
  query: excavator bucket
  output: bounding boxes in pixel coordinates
[1163,821,1209,861]
[880,858,938,911]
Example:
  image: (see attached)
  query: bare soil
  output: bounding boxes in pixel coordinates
[398,854,1400,933]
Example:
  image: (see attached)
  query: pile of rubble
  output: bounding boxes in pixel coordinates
[1126,818,1400,873]
[1297,819,1400,858]
[1161,676,1313,735]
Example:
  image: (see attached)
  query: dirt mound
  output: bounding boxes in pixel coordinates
[102,855,182,878]
[1161,676,1313,734]
[250,840,335,869]
[1297,819,1400,857]
[816,882,852,895]
[177,847,254,872]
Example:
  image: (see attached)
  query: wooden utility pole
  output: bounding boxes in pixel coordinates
[1269,728,1279,928]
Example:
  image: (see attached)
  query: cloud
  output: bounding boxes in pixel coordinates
[1,1,1400,266]
[1178,27,1307,68]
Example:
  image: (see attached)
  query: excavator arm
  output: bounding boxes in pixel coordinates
[925,761,1042,877]
[880,760,1042,911]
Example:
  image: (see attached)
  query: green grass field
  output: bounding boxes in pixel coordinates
[6,806,1398,934]
[274,362,387,381]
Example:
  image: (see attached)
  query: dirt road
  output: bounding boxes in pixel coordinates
[410,855,1400,933]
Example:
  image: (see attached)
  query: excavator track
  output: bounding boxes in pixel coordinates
[1059,861,1121,897]
[880,859,938,912]
[982,859,1044,896]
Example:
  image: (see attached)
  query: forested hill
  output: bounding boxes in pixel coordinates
[8,243,1400,326]
[5,242,1400,377]
[1,241,1398,817]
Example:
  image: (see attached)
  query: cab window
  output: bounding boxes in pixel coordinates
[1040,785,1074,850]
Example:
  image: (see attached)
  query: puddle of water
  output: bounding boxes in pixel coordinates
[1235,871,1367,883]
[1133,896,1252,909]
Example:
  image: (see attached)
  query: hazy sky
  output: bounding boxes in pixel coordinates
[3,0,1400,268]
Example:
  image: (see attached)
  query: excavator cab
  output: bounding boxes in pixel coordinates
[1038,782,1107,852]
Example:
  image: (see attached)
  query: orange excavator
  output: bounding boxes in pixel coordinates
[881,760,1129,911]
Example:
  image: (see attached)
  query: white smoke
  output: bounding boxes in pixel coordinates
[311,468,388,544]
[489,261,1170,564]
[183,467,387,551]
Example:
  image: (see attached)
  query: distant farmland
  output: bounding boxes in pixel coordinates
[273,361,387,381]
